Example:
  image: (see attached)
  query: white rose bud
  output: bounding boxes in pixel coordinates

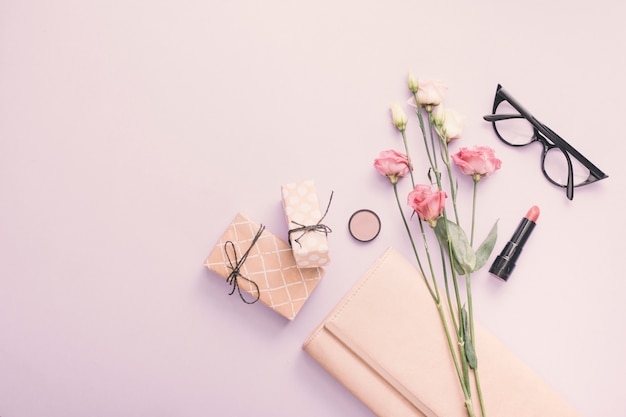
[390,103,408,132]
[433,105,465,142]
[432,104,446,128]
[408,71,419,94]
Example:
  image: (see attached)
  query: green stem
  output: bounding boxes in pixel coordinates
[465,273,476,349]
[441,212,464,326]
[435,302,474,417]
[440,244,459,332]
[416,216,441,302]
[474,367,486,417]
[465,400,477,417]
[399,130,415,188]
[470,179,478,246]
[393,183,436,300]
[467,178,486,416]
[412,94,436,171]
[438,210,471,395]
[427,111,438,170]
[467,179,478,344]
[439,134,461,226]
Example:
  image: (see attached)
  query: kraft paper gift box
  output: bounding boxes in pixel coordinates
[303,247,582,417]
[281,180,331,268]
[205,213,324,320]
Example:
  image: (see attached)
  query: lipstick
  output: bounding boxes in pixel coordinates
[489,206,540,281]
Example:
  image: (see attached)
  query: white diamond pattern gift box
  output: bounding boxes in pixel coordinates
[205,212,325,320]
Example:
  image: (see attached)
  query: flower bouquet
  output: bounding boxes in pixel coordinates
[374,74,502,417]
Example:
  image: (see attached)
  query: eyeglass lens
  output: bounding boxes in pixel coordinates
[493,100,594,188]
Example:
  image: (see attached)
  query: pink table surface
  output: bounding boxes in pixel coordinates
[1,1,625,416]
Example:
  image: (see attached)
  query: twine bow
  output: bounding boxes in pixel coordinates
[223,224,265,304]
[288,191,334,248]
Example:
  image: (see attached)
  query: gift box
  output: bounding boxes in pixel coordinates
[281,180,331,268]
[205,212,324,320]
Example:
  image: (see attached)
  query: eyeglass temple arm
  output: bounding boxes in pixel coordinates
[554,147,575,200]
[483,114,523,122]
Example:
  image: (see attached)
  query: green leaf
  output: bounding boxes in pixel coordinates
[435,218,476,275]
[434,220,466,274]
[435,218,463,271]
[436,219,476,274]
[473,220,498,272]
[465,336,478,369]
[461,307,478,369]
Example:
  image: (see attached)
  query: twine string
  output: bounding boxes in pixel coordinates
[223,224,265,304]
[288,191,334,248]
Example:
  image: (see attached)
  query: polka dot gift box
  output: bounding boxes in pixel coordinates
[281,180,331,269]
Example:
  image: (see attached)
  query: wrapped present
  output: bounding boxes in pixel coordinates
[205,212,324,320]
[281,180,331,268]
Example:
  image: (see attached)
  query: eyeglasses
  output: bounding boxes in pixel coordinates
[483,84,608,200]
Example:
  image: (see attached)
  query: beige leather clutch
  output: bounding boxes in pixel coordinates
[303,247,581,417]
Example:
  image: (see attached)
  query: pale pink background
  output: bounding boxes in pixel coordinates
[1,1,624,416]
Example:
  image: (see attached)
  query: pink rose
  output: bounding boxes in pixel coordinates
[407,184,447,225]
[451,146,502,180]
[374,150,411,184]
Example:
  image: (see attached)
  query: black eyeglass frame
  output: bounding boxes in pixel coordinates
[483,84,608,200]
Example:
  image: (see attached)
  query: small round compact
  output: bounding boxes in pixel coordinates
[348,209,381,242]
